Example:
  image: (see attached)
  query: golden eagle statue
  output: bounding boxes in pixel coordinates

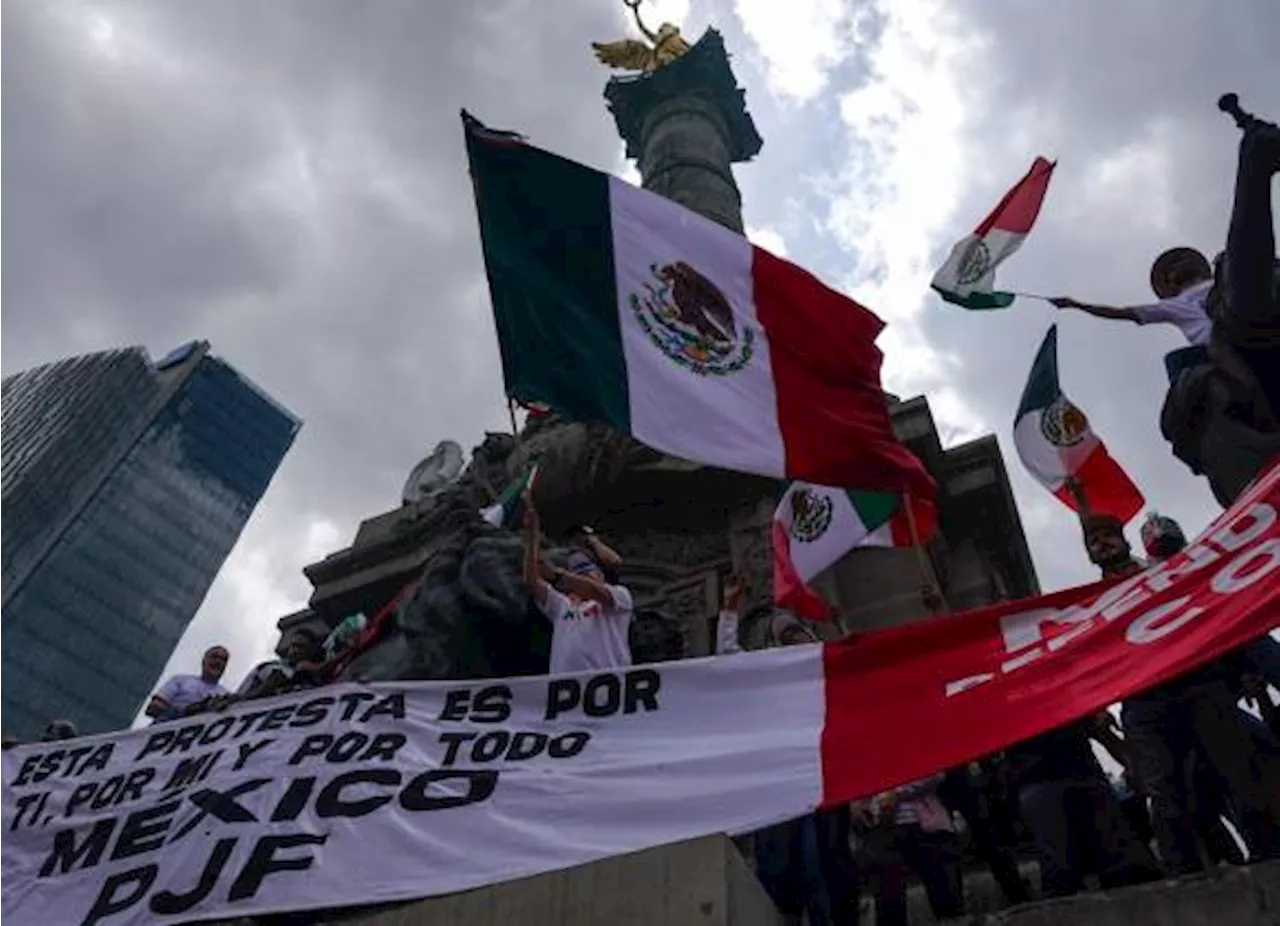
[593,0,691,72]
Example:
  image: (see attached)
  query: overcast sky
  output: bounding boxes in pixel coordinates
[4,0,1278,696]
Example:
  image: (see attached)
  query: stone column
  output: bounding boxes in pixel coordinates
[603,30,776,623]
[637,95,744,233]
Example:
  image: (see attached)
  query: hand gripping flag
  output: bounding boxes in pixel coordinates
[773,485,939,620]
[480,463,539,528]
[463,111,934,500]
[1014,326,1144,522]
[932,157,1055,310]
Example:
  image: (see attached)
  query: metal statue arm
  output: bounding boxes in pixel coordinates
[627,0,660,44]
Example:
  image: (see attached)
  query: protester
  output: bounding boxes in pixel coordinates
[238,628,329,700]
[861,774,965,926]
[522,490,634,673]
[145,645,231,723]
[1051,247,1214,347]
[1080,514,1142,578]
[1005,718,1162,897]
[1120,511,1280,873]
[40,719,79,742]
[737,598,854,926]
[938,762,1031,907]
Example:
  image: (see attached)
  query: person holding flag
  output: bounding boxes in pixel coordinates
[1050,247,1216,347]
[521,486,635,674]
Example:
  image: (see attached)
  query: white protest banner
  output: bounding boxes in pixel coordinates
[5,459,1279,925]
[2,653,824,926]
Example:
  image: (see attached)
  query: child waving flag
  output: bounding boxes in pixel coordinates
[933,157,1056,310]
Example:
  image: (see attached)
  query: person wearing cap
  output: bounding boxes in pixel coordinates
[145,645,231,723]
[1051,247,1215,347]
[522,491,634,674]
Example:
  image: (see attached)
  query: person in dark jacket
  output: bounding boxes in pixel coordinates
[1006,718,1161,898]
[1123,512,1280,873]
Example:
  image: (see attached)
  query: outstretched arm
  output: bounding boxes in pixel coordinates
[1051,297,1141,323]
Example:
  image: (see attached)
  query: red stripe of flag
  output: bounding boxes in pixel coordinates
[975,157,1055,236]
[752,247,936,500]
[1052,444,1145,523]
[772,520,834,621]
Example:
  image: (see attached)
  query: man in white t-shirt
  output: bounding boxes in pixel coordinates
[1051,247,1215,346]
[145,645,231,723]
[522,492,633,674]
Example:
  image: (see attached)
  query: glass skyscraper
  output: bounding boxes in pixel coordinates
[2,341,300,738]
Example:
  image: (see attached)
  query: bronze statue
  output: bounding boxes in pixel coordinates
[593,0,691,72]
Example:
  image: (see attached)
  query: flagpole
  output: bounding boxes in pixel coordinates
[903,493,949,615]
[507,397,521,440]
[1008,291,1054,303]
[1065,476,1092,517]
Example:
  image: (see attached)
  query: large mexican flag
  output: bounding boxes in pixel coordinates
[464,113,934,498]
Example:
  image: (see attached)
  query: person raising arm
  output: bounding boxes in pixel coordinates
[1050,248,1215,347]
[522,489,635,673]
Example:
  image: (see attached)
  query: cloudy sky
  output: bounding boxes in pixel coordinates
[5,0,1278,695]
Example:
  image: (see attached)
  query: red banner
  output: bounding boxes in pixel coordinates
[820,458,1280,805]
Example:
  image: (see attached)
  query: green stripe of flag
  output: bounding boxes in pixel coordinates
[845,490,899,531]
[464,113,630,431]
[931,285,1016,311]
[1016,325,1060,419]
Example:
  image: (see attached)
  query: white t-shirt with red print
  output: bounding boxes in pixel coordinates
[537,584,634,674]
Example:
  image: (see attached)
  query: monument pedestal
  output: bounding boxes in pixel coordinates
[338,835,782,926]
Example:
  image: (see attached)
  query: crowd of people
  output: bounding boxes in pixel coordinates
[5,93,1276,926]
[7,461,1276,925]
[713,508,1280,926]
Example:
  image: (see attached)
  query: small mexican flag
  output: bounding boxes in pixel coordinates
[480,463,539,529]
[772,484,939,620]
[932,157,1055,310]
[464,112,934,499]
[1014,326,1143,522]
